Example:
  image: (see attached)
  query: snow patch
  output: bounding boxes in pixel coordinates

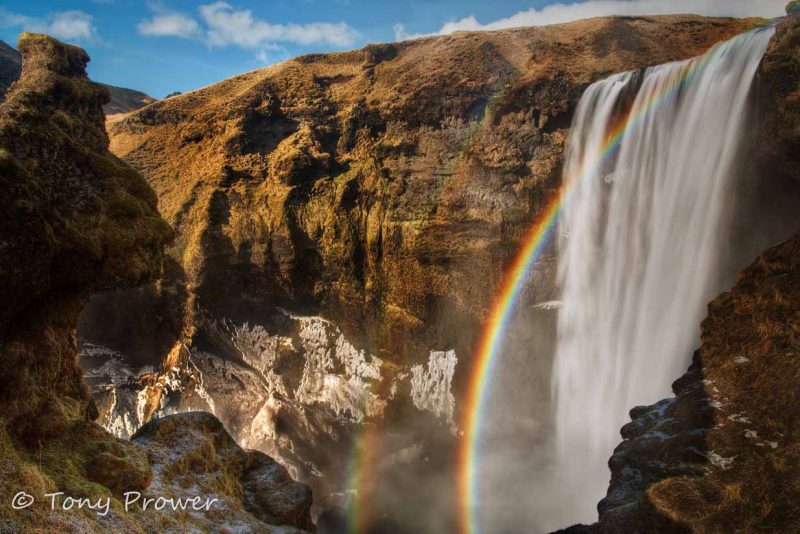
[410,350,457,432]
[706,451,736,469]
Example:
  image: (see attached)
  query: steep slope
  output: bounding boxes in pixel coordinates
[97,83,157,115]
[93,14,764,527]
[0,38,155,114]
[0,33,311,532]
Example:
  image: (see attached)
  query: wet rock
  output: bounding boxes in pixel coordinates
[85,451,152,496]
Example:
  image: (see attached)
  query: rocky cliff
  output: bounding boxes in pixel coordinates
[0,39,20,97]
[560,14,800,533]
[87,14,765,526]
[105,15,759,365]
[0,33,312,532]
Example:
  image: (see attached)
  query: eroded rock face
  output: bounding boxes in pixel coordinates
[0,31,171,442]
[83,310,459,516]
[758,14,800,181]
[0,33,311,532]
[103,15,759,369]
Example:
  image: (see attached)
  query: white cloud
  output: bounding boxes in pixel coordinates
[199,2,359,48]
[138,13,201,38]
[42,11,96,40]
[0,9,29,28]
[0,8,96,40]
[135,2,359,63]
[395,0,788,41]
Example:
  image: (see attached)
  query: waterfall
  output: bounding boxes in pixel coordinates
[551,26,774,525]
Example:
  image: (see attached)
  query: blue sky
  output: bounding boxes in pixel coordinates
[0,0,787,98]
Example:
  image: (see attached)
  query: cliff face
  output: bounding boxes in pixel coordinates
[759,16,800,181]
[566,15,800,533]
[0,34,311,532]
[105,15,758,365]
[88,15,763,521]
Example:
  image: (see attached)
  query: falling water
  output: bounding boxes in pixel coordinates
[551,26,774,525]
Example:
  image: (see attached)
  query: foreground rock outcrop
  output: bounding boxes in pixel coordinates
[132,412,314,531]
[0,33,311,532]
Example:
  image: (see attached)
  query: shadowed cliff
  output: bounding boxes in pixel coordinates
[0,33,312,532]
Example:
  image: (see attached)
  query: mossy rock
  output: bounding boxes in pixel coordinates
[86,451,152,495]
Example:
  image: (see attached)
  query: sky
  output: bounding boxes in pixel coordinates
[0,0,788,98]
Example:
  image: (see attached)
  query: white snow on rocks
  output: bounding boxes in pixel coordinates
[410,350,457,432]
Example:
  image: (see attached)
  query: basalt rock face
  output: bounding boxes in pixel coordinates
[0,33,311,532]
[759,14,800,181]
[88,15,761,520]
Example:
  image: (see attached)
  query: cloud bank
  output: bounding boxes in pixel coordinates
[0,9,96,41]
[201,2,359,48]
[138,1,359,59]
[395,0,788,41]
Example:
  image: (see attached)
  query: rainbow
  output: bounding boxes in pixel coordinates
[345,393,382,534]
[456,31,746,534]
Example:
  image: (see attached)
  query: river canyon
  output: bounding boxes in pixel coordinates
[2,8,800,534]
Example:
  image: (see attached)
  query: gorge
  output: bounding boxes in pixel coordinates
[2,7,800,534]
